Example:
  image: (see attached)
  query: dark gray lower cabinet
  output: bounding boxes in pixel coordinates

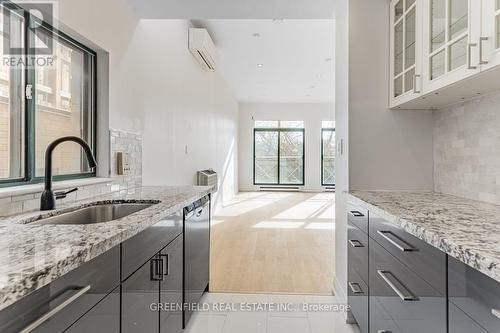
[347,220,369,333]
[65,287,120,332]
[122,233,184,333]
[0,245,120,333]
[448,256,500,333]
[160,235,183,333]
[121,254,161,332]
[369,240,446,333]
[448,302,489,333]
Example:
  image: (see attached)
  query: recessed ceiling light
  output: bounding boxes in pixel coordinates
[310,85,316,89]
[252,33,261,38]
[325,57,333,62]
[272,18,284,23]
[257,63,264,68]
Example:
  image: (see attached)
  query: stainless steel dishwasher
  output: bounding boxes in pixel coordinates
[183,195,210,328]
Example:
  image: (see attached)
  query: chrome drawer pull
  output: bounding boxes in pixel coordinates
[492,308,500,320]
[19,285,91,333]
[378,270,417,301]
[349,239,364,248]
[349,211,364,217]
[377,331,392,333]
[377,231,415,252]
[348,282,364,294]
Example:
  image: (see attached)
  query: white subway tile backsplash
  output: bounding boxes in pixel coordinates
[434,91,500,205]
[0,129,143,216]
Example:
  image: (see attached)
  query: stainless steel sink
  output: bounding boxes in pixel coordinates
[32,203,155,226]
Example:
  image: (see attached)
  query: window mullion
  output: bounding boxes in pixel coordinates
[24,10,36,182]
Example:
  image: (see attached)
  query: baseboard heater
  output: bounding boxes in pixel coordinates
[259,186,301,192]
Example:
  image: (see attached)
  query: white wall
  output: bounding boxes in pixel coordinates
[238,103,334,192]
[334,0,435,300]
[333,0,349,303]
[54,0,144,133]
[139,20,239,210]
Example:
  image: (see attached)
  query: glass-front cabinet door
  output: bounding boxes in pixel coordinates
[422,0,482,93]
[480,0,500,70]
[390,0,423,108]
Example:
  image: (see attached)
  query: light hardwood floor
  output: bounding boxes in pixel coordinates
[210,192,335,295]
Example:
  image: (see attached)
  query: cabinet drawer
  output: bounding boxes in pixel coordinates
[348,221,368,284]
[0,245,120,333]
[347,270,369,333]
[65,286,120,332]
[449,302,488,333]
[369,239,446,333]
[347,203,368,234]
[122,210,182,281]
[448,256,500,333]
[369,212,446,295]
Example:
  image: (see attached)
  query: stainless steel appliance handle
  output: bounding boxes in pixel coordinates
[468,43,478,69]
[377,230,415,252]
[349,211,364,217]
[348,239,364,248]
[378,270,417,301]
[19,285,91,333]
[348,282,364,294]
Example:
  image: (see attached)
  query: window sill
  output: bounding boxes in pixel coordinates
[0,178,113,199]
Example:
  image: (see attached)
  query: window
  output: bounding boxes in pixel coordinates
[321,121,335,186]
[254,121,305,185]
[0,3,96,186]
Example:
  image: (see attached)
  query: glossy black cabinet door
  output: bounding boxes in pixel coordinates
[347,221,369,333]
[448,256,500,333]
[65,287,120,332]
[160,234,183,333]
[369,239,446,333]
[0,246,120,333]
[122,256,161,333]
[449,302,489,333]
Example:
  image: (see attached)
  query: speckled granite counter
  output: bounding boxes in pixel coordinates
[0,186,211,312]
[347,191,500,283]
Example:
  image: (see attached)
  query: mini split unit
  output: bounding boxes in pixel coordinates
[188,28,217,72]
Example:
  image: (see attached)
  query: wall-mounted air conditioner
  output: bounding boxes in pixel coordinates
[188,28,216,72]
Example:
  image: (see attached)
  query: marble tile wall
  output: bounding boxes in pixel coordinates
[434,91,500,204]
[0,129,143,216]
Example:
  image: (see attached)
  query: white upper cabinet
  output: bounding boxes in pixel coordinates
[390,0,423,108]
[422,0,481,93]
[480,0,500,70]
[390,0,500,109]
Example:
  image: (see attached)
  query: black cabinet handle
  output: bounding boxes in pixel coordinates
[150,258,163,281]
[377,270,417,301]
[349,211,364,217]
[160,254,169,276]
[377,231,416,252]
[348,239,364,248]
[348,282,364,294]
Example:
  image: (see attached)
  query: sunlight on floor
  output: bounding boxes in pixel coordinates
[210,192,335,295]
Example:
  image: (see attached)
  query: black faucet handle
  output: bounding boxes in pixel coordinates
[55,187,78,200]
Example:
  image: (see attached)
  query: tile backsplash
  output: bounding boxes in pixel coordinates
[434,91,500,204]
[0,129,142,216]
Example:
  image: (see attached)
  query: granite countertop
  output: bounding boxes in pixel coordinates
[347,191,500,283]
[0,186,211,312]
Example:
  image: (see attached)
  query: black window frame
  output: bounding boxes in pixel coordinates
[253,127,306,186]
[321,127,335,187]
[0,2,97,188]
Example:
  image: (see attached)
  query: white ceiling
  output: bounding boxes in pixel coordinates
[201,19,335,103]
[126,0,337,19]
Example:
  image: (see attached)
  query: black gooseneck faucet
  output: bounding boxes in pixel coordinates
[40,136,97,211]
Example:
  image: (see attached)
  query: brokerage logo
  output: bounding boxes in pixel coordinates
[2,0,58,67]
